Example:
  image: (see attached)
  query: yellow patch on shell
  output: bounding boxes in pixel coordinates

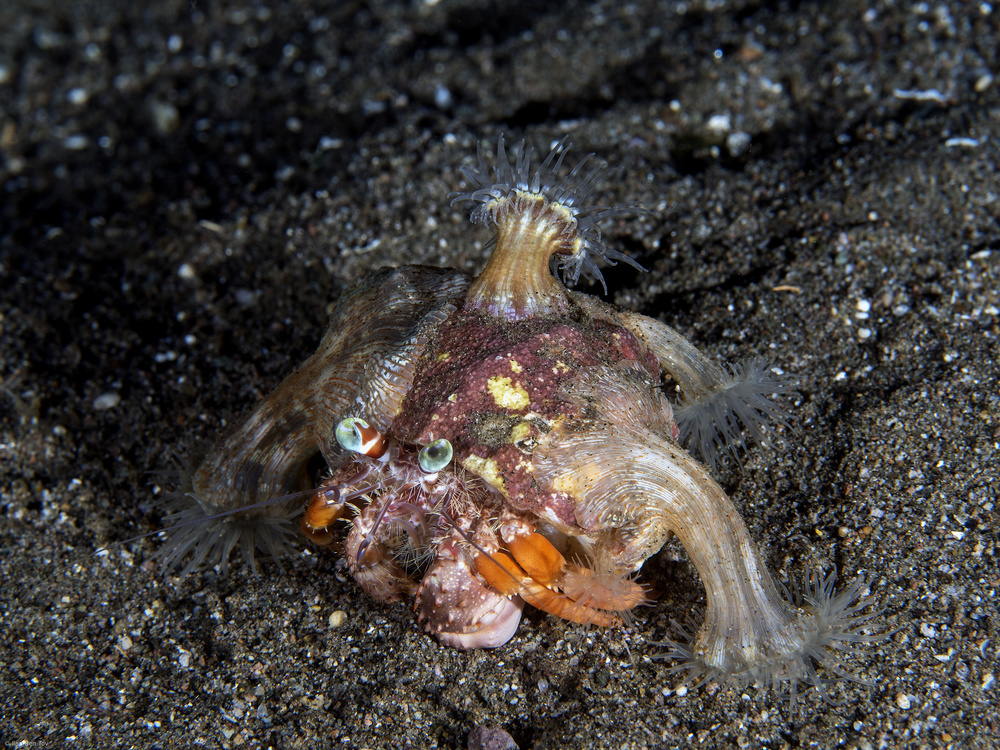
[509,420,532,445]
[486,375,530,410]
[509,358,523,374]
[462,455,506,494]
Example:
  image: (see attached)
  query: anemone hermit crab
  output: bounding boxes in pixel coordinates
[153,136,878,693]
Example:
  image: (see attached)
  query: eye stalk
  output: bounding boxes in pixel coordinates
[418,438,453,473]
[335,417,388,458]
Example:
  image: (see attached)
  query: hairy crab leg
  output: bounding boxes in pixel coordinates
[472,530,638,628]
[344,492,421,602]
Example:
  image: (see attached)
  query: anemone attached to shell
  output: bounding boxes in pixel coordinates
[451,135,645,318]
[152,484,303,577]
[654,571,883,706]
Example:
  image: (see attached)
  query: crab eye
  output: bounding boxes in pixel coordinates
[335,417,387,458]
[418,438,453,473]
[335,417,368,451]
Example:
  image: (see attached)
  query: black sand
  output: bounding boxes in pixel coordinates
[2,1,997,747]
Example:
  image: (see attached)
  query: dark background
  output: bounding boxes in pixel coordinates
[1,0,997,747]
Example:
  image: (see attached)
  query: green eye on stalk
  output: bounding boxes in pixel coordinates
[334,417,369,452]
[335,417,388,459]
[418,438,453,473]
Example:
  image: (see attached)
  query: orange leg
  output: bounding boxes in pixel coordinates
[474,533,639,628]
[505,532,565,586]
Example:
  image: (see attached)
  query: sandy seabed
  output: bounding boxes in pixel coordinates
[1,1,997,748]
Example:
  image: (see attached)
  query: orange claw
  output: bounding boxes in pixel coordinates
[505,532,565,586]
[474,550,525,597]
[303,487,345,543]
[473,533,625,629]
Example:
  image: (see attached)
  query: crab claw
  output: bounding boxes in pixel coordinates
[417,536,525,649]
[474,532,645,628]
[301,486,346,546]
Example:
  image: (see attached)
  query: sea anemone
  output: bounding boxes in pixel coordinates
[151,484,303,578]
[674,356,796,470]
[654,570,882,705]
[451,134,645,292]
[617,313,796,471]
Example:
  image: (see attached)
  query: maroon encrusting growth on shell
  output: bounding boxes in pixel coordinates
[152,134,880,698]
[392,304,663,519]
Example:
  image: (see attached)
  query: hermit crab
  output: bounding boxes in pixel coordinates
[151,136,877,692]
